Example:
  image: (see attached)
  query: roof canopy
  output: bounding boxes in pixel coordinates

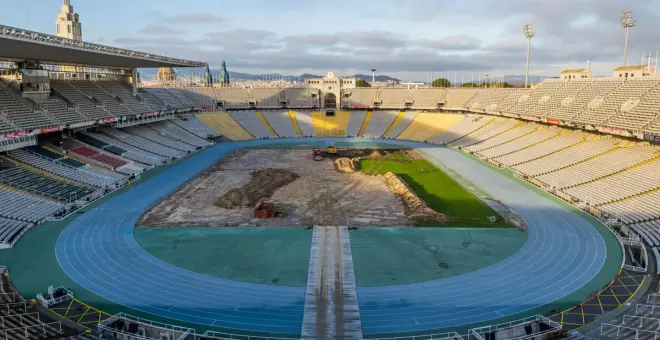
[0,25,206,69]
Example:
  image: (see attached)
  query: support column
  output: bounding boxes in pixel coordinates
[131,68,138,95]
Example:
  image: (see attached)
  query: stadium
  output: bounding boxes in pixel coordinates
[0,1,659,340]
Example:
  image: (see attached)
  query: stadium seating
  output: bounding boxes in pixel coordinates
[95,81,155,114]
[124,125,196,152]
[606,84,660,130]
[32,97,88,125]
[165,88,197,107]
[230,111,277,138]
[250,88,283,108]
[135,89,169,111]
[528,79,594,117]
[477,128,558,159]
[536,147,657,189]
[0,166,94,202]
[311,111,351,137]
[141,88,187,109]
[509,79,566,115]
[600,191,660,224]
[574,78,659,126]
[8,148,125,188]
[179,87,216,106]
[50,80,113,120]
[293,111,316,136]
[383,111,419,138]
[343,88,378,108]
[0,186,64,224]
[396,112,463,141]
[410,89,445,109]
[261,111,300,137]
[80,132,168,166]
[102,127,183,158]
[148,120,212,148]
[214,88,250,109]
[379,88,411,108]
[562,159,660,205]
[0,86,56,129]
[284,88,318,108]
[492,88,532,112]
[0,217,29,246]
[494,133,585,166]
[171,114,220,139]
[443,88,480,108]
[466,88,516,111]
[70,146,128,169]
[548,79,623,121]
[512,139,619,176]
[67,81,128,117]
[449,118,517,148]
[362,110,399,138]
[430,114,494,144]
[345,111,367,137]
[464,124,537,153]
[196,112,254,140]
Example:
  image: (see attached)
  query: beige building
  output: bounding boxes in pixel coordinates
[157,67,176,82]
[304,72,356,109]
[613,65,657,78]
[560,69,592,80]
[56,0,82,41]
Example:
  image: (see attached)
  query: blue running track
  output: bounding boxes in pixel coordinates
[55,138,609,335]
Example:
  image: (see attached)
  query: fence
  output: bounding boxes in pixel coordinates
[601,323,660,340]
[0,321,62,340]
[201,331,302,340]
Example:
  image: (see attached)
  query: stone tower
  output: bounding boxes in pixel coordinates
[219,61,230,86]
[157,67,176,82]
[204,64,213,87]
[56,0,82,41]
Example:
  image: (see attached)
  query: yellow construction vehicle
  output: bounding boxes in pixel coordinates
[327,143,338,155]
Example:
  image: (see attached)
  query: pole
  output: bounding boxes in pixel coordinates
[525,37,532,88]
[623,27,630,65]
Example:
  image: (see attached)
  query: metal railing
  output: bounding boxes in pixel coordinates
[0,321,62,340]
[0,312,40,327]
[600,323,660,340]
[0,302,27,314]
[98,312,195,340]
[201,331,301,340]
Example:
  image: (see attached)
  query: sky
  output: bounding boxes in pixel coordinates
[2,0,660,81]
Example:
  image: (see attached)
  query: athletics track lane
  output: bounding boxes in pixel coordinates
[55,138,608,335]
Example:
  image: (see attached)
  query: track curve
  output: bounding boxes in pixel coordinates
[55,138,610,335]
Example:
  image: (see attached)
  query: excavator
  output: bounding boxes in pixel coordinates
[327,143,338,155]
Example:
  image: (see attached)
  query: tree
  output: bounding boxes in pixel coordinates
[432,77,451,88]
[355,79,371,87]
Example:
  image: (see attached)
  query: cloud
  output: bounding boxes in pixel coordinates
[138,24,183,35]
[166,13,226,24]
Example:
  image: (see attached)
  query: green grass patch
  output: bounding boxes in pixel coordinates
[358,152,508,227]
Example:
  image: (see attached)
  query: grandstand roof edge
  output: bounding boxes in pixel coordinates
[0,25,206,69]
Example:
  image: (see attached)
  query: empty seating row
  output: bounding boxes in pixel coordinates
[69,146,128,169]
[32,97,88,125]
[171,115,219,139]
[283,88,318,108]
[467,88,516,110]
[562,159,660,205]
[0,86,55,129]
[443,88,479,107]
[101,128,183,158]
[141,88,187,109]
[0,217,29,245]
[9,149,125,188]
[494,134,585,166]
[50,80,112,120]
[0,187,64,223]
[409,89,445,109]
[536,147,657,189]
[362,111,399,137]
[124,125,196,152]
[508,79,566,115]
[430,115,494,144]
[262,111,300,137]
[0,166,95,202]
[478,128,558,159]
[78,132,167,166]
[147,121,211,147]
[449,118,516,148]
[68,80,128,117]
[250,88,283,108]
[229,111,275,138]
[600,191,660,224]
[95,81,155,114]
[464,124,536,153]
[512,139,619,176]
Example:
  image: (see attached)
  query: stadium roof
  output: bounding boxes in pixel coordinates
[0,25,206,69]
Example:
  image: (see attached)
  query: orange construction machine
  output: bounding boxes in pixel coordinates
[254,202,283,219]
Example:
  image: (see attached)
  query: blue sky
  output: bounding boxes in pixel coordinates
[2,0,660,81]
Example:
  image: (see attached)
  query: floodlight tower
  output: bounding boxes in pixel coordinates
[620,10,635,65]
[523,24,534,88]
[371,69,376,84]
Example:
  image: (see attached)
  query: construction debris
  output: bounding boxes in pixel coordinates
[334,158,357,173]
[380,172,450,224]
[215,169,299,208]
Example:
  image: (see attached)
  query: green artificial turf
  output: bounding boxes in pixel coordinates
[359,152,509,227]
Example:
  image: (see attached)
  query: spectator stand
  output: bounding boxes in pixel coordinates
[98,313,196,340]
[36,286,74,308]
[468,315,566,340]
[49,298,111,333]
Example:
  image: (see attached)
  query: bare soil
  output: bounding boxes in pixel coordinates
[137,149,413,227]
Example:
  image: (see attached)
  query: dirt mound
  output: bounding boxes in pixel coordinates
[334,158,357,173]
[215,168,299,208]
[381,172,449,224]
[369,150,383,158]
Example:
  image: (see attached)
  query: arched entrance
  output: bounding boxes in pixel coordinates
[324,92,337,109]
